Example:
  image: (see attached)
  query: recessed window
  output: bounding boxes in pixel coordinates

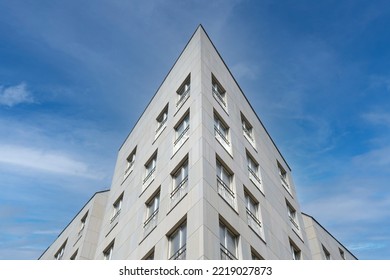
[78,211,88,236]
[143,152,157,188]
[290,240,301,260]
[103,241,114,260]
[216,159,235,208]
[125,147,137,178]
[70,249,78,260]
[212,74,227,110]
[176,74,191,110]
[241,113,255,146]
[339,248,345,260]
[322,245,331,260]
[143,248,155,260]
[171,157,189,207]
[156,105,168,138]
[278,162,290,191]
[54,240,67,260]
[286,201,299,231]
[245,192,262,237]
[111,193,123,224]
[169,222,187,260]
[173,112,190,153]
[144,190,160,236]
[214,113,231,152]
[247,152,262,191]
[251,248,265,260]
[219,222,237,260]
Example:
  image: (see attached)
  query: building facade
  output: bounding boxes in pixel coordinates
[39,25,357,260]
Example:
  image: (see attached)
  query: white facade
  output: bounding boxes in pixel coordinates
[39,25,357,260]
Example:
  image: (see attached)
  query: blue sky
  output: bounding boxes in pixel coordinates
[0,0,389,260]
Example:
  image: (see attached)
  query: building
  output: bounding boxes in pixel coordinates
[39,25,357,260]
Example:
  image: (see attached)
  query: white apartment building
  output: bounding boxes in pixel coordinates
[39,25,357,260]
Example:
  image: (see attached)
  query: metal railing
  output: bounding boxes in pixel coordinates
[170,245,186,260]
[248,166,261,184]
[124,161,134,176]
[170,176,188,206]
[174,125,190,146]
[156,118,167,134]
[176,87,190,108]
[110,209,121,224]
[242,125,254,142]
[214,125,230,145]
[289,215,299,230]
[246,208,262,234]
[143,166,156,184]
[217,176,235,207]
[280,175,290,189]
[144,210,158,235]
[213,87,227,107]
[220,244,237,260]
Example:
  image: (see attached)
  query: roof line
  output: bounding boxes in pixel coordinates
[302,212,359,259]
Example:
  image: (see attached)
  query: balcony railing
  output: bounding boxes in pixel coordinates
[289,215,300,230]
[170,245,186,260]
[170,176,188,207]
[124,161,135,176]
[220,244,237,260]
[246,208,262,235]
[217,176,235,207]
[143,166,156,185]
[213,87,227,107]
[214,125,230,145]
[248,166,261,184]
[243,125,254,142]
[280,175,290,189]
[156,118,167,135]
[176,87,190,109]
[144,209,158,236]
[174,125,190,146]
[110,209,121,224]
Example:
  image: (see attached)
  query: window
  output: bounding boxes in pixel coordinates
[278,162,290,191]
[251,248,265,260]
[322,245,331,260]
[174,113,190,152]
[286,201,299,231]
[171,159,189,207]
[247,153,262,190]
[220,223,237,260]
[216,159,235,207]
[339,248,345,260]
[70,250,78,260]
[156,105,168,138]
[214,113,231,152]
[143,152,157,188]
[176,75,191,110]
[245,192,262,236]
[103,241,114,260]
[144,191,160,236]
[125,147,136,178]
[111,194,123,224]
[241,113,255,146]
[54,240,67,260]
[212,74,227,109]
[143,249,155,260]
[169,222,187,260]
[290,241,301,260]
[78,211,88,236]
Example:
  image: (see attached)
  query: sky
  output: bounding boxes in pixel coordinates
[0,0,389,260]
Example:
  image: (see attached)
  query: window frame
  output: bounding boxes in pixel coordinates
[169,222,187,260]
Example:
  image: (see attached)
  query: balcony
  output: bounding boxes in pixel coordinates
[144,210,158,236]
[170,245,186,260]
[176,86,190,110]
[220,244,237,260]
[170,176,188,208]
[246,208,262,236]
[217,176,235,208]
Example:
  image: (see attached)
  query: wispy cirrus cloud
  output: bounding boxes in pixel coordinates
[0,83,34,107]
[0,145,99,179]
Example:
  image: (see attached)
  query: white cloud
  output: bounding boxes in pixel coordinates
[362,112,390,127]
[0,145,99,179]
[0,83,34,107]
